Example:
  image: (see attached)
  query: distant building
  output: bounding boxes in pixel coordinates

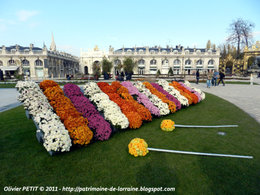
[80,45,220,75]
[80,45,107,74]
[0,35,79,79]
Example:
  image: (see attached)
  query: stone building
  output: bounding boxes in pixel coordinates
[0,36,79,79]
[80,45,220,76]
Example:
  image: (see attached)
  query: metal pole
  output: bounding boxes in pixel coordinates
[175,124,238,128]
[148,148,253,159]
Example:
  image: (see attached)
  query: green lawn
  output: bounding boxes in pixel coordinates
[0,93,260,194]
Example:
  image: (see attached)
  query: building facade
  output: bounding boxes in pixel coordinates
[80,45,220,76]
[0,37,79,79]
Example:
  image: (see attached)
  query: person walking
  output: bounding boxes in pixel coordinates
[206,71,213,88]
[212,70,219,86]
[218,71,225,86]
[196,70,200,84]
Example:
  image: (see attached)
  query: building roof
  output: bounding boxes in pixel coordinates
[115,47,216,53]
[0,45,42,51]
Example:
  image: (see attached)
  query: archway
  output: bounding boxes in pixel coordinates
[247,57,255,69]
[84,66,88,74]
[226,61,233,75]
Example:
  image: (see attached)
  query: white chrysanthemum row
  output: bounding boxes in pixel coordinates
[133,81,170,115]
[184,81,206,100]
[157,79,189,106]
[16,81,72,152]
[83,82,129,129]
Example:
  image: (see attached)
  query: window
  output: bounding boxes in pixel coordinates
[196,60,203,65]
[127,49,132,54]
[208,60,214,65]
[138,67,144,75]
[162,59,169,66]
[22,59,30,66]
[173,50,178,54]
[8,59,16,65]
[196,50,201,54]
[185,50,189,54]
[150,59,156,65]
[150,50,155,54]
[138,59,145,65]
[114,59,121,66]
[139,49,144,54]
[174,59,181,65]
[185,59,191,65]
[35,59,43,66]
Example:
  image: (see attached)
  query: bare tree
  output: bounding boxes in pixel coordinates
[227,18,255,58]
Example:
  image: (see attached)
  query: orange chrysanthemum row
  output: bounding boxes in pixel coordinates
[112,81,152,122]
[98,82,145,129]
[170,81,199,104]
[40,80,93,145]
[143,82,177,113]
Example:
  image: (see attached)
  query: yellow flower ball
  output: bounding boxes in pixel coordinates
[161,119,175,131]
[128,138,148,157]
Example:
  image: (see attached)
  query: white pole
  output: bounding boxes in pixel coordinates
[250,73,253,85]
[147,147,253,159]
[175,124,238,128]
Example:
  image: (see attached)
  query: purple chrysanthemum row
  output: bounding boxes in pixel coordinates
[64,83,112,141]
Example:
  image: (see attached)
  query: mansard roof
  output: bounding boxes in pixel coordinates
[0,45,42,51]
[115,47,216,53]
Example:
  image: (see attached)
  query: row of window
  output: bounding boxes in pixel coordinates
[123,49,213,55]
[0,59,43,66]
[114,59,215,66]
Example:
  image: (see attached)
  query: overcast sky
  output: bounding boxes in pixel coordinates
[0,0,259,56]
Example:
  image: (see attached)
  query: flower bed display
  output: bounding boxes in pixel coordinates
[143,82,177,113]
[97,82,144,129]
[121,81,161,117]
[184,81,205,100]
[40,80,93,145]
[63,83,112,141]
[16,81,72,153]
[151,83,181,110]
[157,79,189,106]
[134,81,170,115]
[83,82,129,129]
[17,79,204,155]
[170,81,199,104]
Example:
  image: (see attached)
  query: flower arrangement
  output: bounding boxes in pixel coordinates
[169,82,193,105]
[184,80,206,100]
[179,82,201,102]
[83,82,129,129]
[143,82,177,113]
[151,83,181,110]
[128,138,149,157]
[40,80,93,145]
[157,79,189,106]
[98,82,143,129]
[112,81,152,121]
[121,81,161,117]
[64,83,112,141]
[16,81,72,152]
[160,119,175,131]
[170,81,199,104]
[134,81,170,115]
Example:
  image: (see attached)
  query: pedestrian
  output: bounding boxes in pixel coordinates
[212,70,219,86]
[120,71,125,81]
[218,71,225,86]
[206,71,213,88]
[196,70,200,84]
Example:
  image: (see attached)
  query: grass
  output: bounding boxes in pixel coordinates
[0,93,260,194]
